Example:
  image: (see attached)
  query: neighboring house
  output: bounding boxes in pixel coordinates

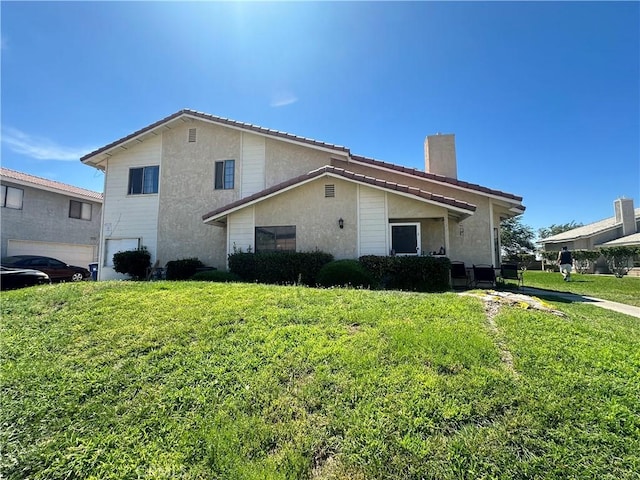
[80,109,526,281]
[1,168,103,268]
[540,198,639,251]
[539,198,640,272]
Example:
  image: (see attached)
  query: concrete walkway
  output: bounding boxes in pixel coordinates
[520,286,640,319]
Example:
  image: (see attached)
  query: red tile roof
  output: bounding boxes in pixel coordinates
[80,109,349,162]
[350,154,523,202]
[0,167,103,202]
[81,108,523,206]
[203,165,476,223]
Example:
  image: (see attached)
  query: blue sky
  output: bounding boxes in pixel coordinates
[2,1,638,235]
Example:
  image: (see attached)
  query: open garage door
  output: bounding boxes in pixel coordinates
[7,240,97,269]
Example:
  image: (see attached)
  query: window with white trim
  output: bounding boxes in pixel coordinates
[214,160,235,190]
[69,200,92,220]
[1,185,24,209]
[128,166,159,195]
[390,223,421,255]
[255,226,296,253]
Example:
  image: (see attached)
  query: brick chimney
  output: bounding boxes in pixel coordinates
[424,133,457,179]
[614,198,637,236]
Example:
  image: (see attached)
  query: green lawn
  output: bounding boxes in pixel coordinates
[521,270,640,307]
[1,281,639,479]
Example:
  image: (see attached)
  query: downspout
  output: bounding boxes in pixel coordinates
[444,214,450,257]
[97,161,108,281]
[489,201,496,266]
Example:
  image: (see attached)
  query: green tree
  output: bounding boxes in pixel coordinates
[538,221,583,239]
[500,216,535,262]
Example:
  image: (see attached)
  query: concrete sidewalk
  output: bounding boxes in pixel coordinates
[520,286,640,319]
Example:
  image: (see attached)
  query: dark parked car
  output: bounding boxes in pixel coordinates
[1,266,51,290]
[1,255,90,282]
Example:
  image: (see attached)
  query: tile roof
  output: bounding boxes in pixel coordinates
[80,109,523,205]
[80,109,349,163]
[542,207,640,243]
[596,232,640,247]
[203,165,476,223]
[350,154,524,202]
[0,167,103,202]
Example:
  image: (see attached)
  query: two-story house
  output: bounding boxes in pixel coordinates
[1,168,102,268]
[80,109,525,280]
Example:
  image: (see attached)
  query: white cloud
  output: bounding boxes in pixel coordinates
[270,92,298,108]
[1,127,96,161]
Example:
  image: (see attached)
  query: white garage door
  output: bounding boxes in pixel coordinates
[7,240,97,269]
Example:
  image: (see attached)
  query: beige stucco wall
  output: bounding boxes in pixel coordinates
[338,160,499,265]
[155,120,345,269]
[265,139,338,186]
[157,121,240,268]
[100,116,515,273]
[253,177,358,259]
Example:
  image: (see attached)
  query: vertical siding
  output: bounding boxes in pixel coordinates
[241,133,266,198]
[99,136,161,279]
[358,186,388,256]
[228,207,255,254]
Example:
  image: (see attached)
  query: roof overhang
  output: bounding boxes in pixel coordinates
[348,155,525,210]
[1,173,103,203]
[81,109,351,170]
[202,166,476,226]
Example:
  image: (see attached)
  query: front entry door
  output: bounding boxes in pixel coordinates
[390,223,420,255]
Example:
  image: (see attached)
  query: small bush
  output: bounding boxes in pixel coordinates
[165,258,205,280]
[191,270,242,282]
[112,247,151,280]
[316,260,376,288]
[359,255,451,292]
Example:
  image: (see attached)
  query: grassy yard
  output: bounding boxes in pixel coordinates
[521,270,640,307]
[1,281,639,479]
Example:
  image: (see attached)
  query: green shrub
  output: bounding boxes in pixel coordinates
[600,246,640,278]
[190,270,242,282]
[165,258,205,280]
[112,247,151,280]
[359,255,451,292]
[316,260,376,288]
[228,251,333,285]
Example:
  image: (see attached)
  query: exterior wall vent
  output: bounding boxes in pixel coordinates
[188,128,197,143]
[325,184,335,198]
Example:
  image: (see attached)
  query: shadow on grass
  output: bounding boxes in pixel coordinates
[519,286,598,304]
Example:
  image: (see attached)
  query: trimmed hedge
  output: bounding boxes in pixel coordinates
[191,270,242,282]
[359,255,451,292]
[228,251,333,285]
[112,248,151,280]
[316,260,375,288]
[165,258,205,280]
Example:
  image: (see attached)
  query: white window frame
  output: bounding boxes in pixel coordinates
[389,222,421,256]
[1,185,24,209]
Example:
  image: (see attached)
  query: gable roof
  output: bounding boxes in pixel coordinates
[80,109,524,208]
[80,109,350,168]
[541,207,640,243]
[202,165,476,225]
[0,167,103,202]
